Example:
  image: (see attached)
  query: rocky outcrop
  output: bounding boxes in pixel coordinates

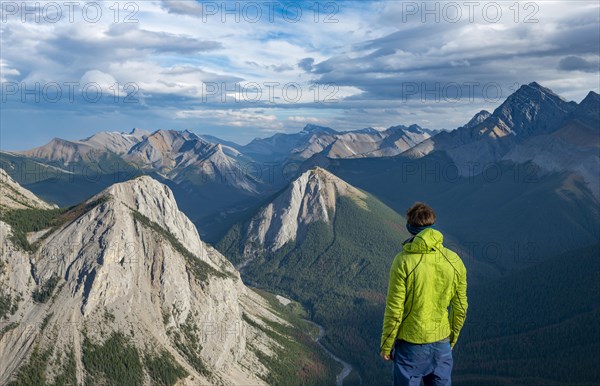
[463,110,492,129]
[0,168,57,211]
[241,167,367,256]
[0,176,295,385]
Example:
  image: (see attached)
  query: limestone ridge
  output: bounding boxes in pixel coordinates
[0,175,290,385]
[242,124,433,160]
[17,128,258,194]
[20,128,149,164]
[242,167,367,256]
[0,168,57,211]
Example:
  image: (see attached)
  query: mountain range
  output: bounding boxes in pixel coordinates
[4,82,596,244]
[300,83,600,272]
[218,82,599,384]
[404,82,599,196]
[1,81,598,385]
[237,124,435,161]
[1,121,438,243]
[0,170,338,385]
[9,122,435,176]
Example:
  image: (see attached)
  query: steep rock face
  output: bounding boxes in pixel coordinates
[241,167,367,255]
[0,176,292,386]
[170,144,258,193]
[123,129,244,167]
[125,130,201,168]
[0,171,56,318]
[493,82,576,137]
[504,90,600,196]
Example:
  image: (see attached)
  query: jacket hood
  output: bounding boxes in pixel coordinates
[403,228,444,253]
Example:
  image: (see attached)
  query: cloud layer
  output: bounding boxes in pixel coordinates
[1,0,598,149]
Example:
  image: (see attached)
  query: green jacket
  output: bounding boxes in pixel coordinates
[380,228,468,354]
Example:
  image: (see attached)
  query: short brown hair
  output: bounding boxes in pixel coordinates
[406,202,436,227]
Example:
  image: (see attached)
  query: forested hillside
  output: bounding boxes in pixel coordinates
[219,193,410,385]
[454,244,600,385]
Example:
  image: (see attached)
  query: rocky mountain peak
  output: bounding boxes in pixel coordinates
[550,90,600,146]
[464,110,492,128]
[19,129,149,163]
[294,167,367,211]
[241,168,367,253]
[0,175,299,385]
[405,124,425,134]
[97,176,206,255]
[81,129,147,154]
[581,90,600,104]
[505,82,568,107]
[19,137,93,164]
[526,81,563,96]
[386,124,428,135]
[301,124,337,135]
[128,127,150,137]
[493,82,577,136]
[127,130,205,166]
[354,127,380,134]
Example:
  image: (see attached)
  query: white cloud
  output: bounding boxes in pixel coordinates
[159,0,203,16]
[0,0,598,142]
[287,116,324,124]
[174,108,281,129]
[0,60,20,82]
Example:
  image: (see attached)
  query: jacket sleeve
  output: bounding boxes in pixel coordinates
[449,263,468,348]
[380,255,406,355]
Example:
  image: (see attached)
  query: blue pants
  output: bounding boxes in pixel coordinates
[392,338,453,386]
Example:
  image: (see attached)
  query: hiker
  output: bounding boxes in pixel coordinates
[380,202,468,386]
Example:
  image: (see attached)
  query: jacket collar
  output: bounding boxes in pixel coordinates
[403,228,444,253]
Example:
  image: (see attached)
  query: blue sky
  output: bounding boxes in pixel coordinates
[1,0,599,150]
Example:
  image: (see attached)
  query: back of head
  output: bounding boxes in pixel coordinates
[406,202,436,227]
